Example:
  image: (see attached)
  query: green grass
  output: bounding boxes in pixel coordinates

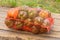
[0,0,60,13]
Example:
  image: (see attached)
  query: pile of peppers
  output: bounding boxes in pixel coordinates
[5,6,54,34]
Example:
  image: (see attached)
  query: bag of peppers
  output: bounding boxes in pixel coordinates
[5,6,54,34]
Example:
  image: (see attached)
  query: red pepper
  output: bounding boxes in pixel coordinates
[22,26,32,32]
[47,17,54,26]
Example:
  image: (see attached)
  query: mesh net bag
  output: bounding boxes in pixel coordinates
[5,7,54,34]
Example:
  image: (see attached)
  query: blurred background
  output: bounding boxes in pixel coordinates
[0,0,60,13]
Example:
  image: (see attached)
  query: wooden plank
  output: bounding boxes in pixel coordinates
[0,7,60,40]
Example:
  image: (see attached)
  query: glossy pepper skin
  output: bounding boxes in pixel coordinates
[5,7,54,34]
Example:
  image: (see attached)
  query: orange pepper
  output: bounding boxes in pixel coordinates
[7,8,19,19]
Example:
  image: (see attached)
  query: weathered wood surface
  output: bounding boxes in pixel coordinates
[0,7,60,40]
